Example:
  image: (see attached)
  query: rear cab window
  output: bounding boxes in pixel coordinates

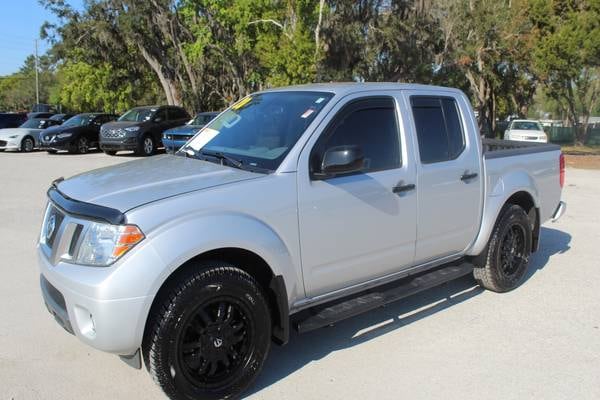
[410,96,465,164]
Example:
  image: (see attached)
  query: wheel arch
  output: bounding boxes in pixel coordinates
[143,247,290,347]
[467,187,540,256]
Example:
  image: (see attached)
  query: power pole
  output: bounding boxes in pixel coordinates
[35,39,40,106]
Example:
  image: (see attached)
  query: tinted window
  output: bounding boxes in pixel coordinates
[168,108,188,120]
[411,96,464,164]
[312,97,400,174]
[154,109,167,122]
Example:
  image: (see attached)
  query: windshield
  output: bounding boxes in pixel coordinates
[190,113,217,126]
[182,91,334,171]
[20,119,48,129]
[63,115,94,127]
[511,121,542,131]
[119,108,154,122]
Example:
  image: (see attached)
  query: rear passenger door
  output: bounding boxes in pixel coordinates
[402,91,482,263]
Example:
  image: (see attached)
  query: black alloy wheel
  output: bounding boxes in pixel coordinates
[472,204,533,292]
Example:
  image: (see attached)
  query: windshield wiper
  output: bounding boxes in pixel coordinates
[199,150,244,169]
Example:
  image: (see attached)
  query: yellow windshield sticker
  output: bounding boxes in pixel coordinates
[232,96,252,110]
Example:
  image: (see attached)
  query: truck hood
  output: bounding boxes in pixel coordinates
[164,124,203,135]
[55,154,263,212]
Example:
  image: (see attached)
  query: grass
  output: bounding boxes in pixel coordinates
[560,145,600,156]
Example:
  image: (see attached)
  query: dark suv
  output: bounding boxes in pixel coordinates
[39,113,118,154]
[0,113,28,129]
[99,105,190,156]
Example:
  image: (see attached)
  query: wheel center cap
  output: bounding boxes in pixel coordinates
[213,338,223,348]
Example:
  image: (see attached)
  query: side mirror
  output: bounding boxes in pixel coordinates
[313,145,365,179]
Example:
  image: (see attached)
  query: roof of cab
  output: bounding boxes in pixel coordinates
[259,82,465,97]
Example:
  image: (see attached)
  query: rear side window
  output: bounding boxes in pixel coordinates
[410,96,465,164]
[312,97,401,174]
[169,108,188,120]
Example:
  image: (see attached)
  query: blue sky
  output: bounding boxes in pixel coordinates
[0,0,82,75]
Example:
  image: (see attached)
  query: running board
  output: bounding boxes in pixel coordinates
[295,262,474,334]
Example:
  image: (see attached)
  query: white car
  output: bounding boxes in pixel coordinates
[0,118,57,152]
[504,119,548,143]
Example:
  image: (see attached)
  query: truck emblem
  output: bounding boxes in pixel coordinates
[46,214,56,240]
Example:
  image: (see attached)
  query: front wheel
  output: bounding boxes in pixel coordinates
[70,137,90,154]
[472,204,532,292]
[20,136,34,152]
[143,263,272,400]
[136,135,155,156]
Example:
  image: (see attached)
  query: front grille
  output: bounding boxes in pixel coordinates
[165,134,194,141]
[102,128,126,139]
[40,203,85,264]
[0,140,6,146]
[44,205,65,248]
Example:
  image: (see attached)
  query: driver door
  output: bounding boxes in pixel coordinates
[297,94,417,298]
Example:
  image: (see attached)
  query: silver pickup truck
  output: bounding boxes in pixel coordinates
[37,83,566,400]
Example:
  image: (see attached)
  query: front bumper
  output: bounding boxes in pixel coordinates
[100,137,138,152]
[39,139,73,151]
[0,138,21,150]
[551,201,566,222]
[37,246,152,355]
[162,138,186,153]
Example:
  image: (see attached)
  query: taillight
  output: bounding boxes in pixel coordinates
[559,153,565,188]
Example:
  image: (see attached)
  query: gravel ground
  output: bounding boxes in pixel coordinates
[1,151,598,400]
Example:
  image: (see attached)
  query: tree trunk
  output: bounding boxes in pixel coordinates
[138,45,182,106]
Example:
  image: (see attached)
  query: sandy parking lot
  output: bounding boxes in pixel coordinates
[1,151,598,400]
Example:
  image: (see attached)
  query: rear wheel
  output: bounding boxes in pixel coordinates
[20,136,34,152]
[472,204,532,292]
[143,262,271,400]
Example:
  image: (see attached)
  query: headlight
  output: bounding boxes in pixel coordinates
[74,222,144,266]
[8,135,19,139]
[57,133,72,139]
[125,126,140,132]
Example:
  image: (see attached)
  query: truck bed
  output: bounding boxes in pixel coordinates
[482,138,560,159]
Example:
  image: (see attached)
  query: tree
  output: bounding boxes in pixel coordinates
[530,0,600,145]
[436,0,537,136]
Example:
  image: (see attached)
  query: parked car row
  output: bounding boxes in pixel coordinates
[0,106,219,155]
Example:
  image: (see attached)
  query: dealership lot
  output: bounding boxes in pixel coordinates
[1,151,599,400]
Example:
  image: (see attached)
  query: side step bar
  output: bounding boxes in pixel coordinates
[295,262,474,334]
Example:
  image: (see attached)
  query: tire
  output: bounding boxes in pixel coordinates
[46,150,58,154]
[70,136,90,154]
[20,136,34,152]
[143,262,272,400]
[472,204,532,292]
[136,135,155,156]
[103,150,117,156]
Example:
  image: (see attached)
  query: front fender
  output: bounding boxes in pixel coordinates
[143,211,302,307]
[467,169,539,256]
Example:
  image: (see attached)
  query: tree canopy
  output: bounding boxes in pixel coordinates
[0,0,598,144]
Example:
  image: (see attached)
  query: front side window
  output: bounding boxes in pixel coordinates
[311,97,401,174]
[184,91,334,171]
[411,96,465,164]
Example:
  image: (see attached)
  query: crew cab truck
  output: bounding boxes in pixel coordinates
[37,83,566,400]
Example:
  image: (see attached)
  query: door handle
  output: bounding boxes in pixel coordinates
[392,183,416,194]
[460,172,478,181]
